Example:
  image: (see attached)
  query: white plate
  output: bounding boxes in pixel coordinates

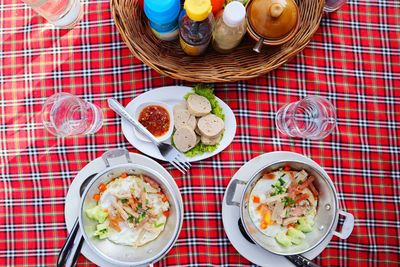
[64,152,183,267]
[222,152,333,266]
[121,86,237,162]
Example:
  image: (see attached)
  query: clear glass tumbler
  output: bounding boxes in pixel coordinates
[275,96,337,140]
[41,93,103,137]
[22,0,83,28]
[324,0,346,13]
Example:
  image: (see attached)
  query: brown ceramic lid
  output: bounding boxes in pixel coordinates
[249,0,299,39]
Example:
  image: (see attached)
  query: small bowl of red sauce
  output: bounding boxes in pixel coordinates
[134,102,174,142]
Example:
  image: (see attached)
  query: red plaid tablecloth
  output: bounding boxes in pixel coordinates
[1,0,399,266]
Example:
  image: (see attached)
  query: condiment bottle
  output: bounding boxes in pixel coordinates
[212,1,246,53]
[211,0,224,15]
[144,0,180,41]
[179,0,214,56]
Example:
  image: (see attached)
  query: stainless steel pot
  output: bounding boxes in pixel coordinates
[226,158,354,265]
[78,149,183,266]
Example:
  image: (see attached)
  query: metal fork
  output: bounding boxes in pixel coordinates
[108,98,191,173]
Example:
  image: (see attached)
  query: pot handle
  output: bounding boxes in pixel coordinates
[102,148,132,167]
[253,37,264,53]
[333,210,354,239]
[226,179,246,207]
[285,255,321,267]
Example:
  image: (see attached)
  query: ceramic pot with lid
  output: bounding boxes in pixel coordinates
[79,149,183,266]
[246,0,300,52]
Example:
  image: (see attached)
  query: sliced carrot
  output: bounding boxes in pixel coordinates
[162,196,168,202]
[163,210,170,217]
[262,173,275,180]
[252,195,260,203]
[260,222,268,229]
[287,223,295,228]
[98,183,107,192]
[283,165,291,171]
[120,172,128,178]
[295,193,309,204]
[298,176,315,190]
[109,220,121,232]
[108,214,121,232]
[309,182,319,197]
[93,194,101,201]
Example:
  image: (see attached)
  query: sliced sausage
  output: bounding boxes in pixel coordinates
[197,114,225,138]
[201,133,221,145]
[173,126,197,152]
[187,94,212,117]
[173,101,187,114]
[174,109,196,130]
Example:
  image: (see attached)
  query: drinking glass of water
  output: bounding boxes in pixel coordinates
[41,93,103,137]
[22,0,83,28]
[275,96,337,140]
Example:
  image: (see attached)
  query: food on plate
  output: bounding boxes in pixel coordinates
[200,134,221,145]
[173,126,197,152]
[172,85,225,157]
[85,173,170,247]
[249,167,318,247]
[187,94,212,116]
[197,114,225,138]
[138,105,170,137]
[173,109,197,130]
[173,101,187,114]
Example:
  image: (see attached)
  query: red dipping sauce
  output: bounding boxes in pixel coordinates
[139,105,170,137]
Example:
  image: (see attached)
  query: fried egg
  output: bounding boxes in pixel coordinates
[248,171,291,237]
[98,175,169,247]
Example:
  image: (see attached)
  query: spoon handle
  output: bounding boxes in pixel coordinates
[70,237,84,267]
[108,98,160,145]
[57,219,79,267]
[286,255,321,267]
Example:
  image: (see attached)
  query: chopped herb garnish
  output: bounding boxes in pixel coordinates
[298,180,303,185]
[154,222,164,228]
[121,199,128,204]
[283,197,295,207]
[278,177,285,185]
[138,203,142,209]
[127,215,134,223]
[138,212,146,222]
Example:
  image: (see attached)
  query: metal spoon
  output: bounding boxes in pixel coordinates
[57,173,97,267]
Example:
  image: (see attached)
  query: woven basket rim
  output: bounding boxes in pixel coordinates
[111,0,324,82]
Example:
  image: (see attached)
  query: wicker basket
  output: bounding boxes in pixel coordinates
[111,0,324,82]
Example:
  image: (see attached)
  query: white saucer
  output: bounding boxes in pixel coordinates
[64,152,183,267]
[121,86,237,162]
[222,152,333,266]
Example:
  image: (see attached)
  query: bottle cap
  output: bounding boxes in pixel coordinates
[223,1,246,27]
[184,0,212,22]
[144,0,180,24]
